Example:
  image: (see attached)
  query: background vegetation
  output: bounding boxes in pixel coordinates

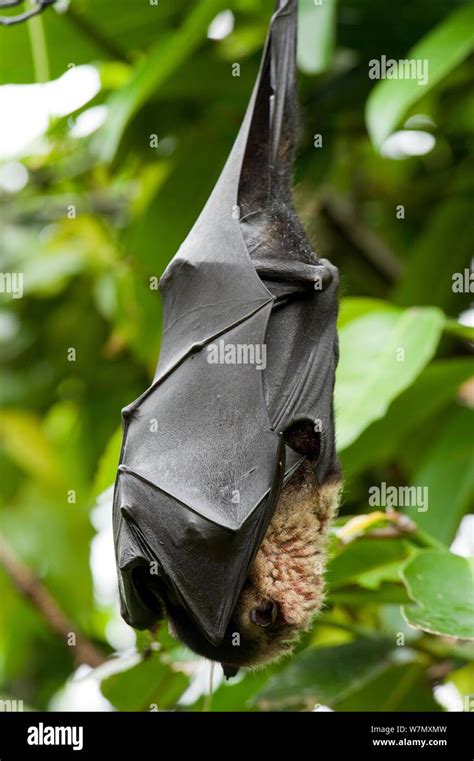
[0,0,473,712]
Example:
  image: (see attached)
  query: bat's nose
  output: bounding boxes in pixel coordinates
[222,663,239,680]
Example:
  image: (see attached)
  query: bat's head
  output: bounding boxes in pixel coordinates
[151,459,341,676]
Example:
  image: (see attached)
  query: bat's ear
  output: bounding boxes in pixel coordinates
[238,0,298,216]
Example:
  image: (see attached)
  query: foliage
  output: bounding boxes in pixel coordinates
[0,0,472,712]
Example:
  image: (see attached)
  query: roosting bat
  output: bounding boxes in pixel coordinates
[113,0,341,678]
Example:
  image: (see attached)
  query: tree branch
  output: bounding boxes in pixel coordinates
[320,191,403,285]
[0,0,56,27]
[0,532,105,668]
[65,6,130,63]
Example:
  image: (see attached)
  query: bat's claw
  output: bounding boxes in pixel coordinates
[253,257,336,292]
[312,263,333,292]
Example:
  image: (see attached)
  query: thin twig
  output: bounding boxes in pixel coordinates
[27,8,50,82]
[202,661,216,712]
[66,5,130,63]
[0,0,55,26]
[0,532,105,668]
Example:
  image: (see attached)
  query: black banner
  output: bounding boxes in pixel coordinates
[0,711,471,758]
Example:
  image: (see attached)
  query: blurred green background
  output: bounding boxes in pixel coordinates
[0,0,473,712]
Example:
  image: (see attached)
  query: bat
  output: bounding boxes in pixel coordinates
[113,0,341,678]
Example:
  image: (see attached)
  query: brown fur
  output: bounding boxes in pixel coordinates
[234,462,342,668]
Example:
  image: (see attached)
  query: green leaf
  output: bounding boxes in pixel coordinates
[21,251,86,296]
[0,10,100,85]
[297,0,337,74]
[409,405,474,544]
[444,320,474,342]
[335,302,445,450]
[95,0,228,161]
[366,3,474,147]
[93,425,122,497]
[100,652,189,711]
[394,199,474,314]
[0,411,62,486]
[192,669,271,712]
[401,550,474,640]
[0,0,194,84]
[341,358,474,479]
[1,481,95,627]
[128,130,230,273]
[449,663,474,698]
[114,268,163,364]
[337,298,390,328]
[328,538,413,588]
[330,585,411,606]
[255,638,394,708]
[379,604,421,643]
[335,661,440,712]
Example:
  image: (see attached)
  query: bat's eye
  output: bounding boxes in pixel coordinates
[250,599,278,627]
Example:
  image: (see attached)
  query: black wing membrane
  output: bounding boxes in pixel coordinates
[237,0,339,474]
[113,0,339,646]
